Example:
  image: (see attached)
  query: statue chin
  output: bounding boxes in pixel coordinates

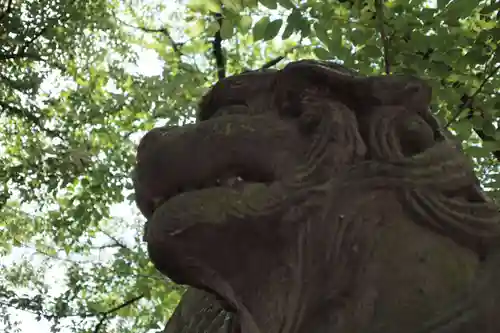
[134,59,500,333]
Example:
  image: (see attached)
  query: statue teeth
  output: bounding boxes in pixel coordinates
[220,176,244,188]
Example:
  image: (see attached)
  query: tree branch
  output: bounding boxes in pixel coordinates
[19,12,61,55]
[445,63,500,128]
[0,50,67,72]
[258,46,302,70]
[475,129,500,161]
[0,100,63,138]
[0,0,13,22]
[1,289,146,330]
[443,62,500,161]
[400,36,500,162]
[0,296,93,321]
[1,12,66,66]
[0,72,28,91]
[0,51,43,62]
[374,0,391,74]
[96,227,131,251]
[114,15,183,56]
[33,247,96,264]
[93,294,144,333]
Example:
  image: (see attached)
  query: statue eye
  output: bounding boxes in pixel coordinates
[229,80,244,87]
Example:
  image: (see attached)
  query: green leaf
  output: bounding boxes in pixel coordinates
[126,193,135,202]
[465,145,492,158]
[243,0,259,7]
[482,120,497,138]
[282,22,295,39]
[327,29,342,54]
[452,120,473,141]
[437,0,451,9]
[186,19,206,37]
[259,0,277,9]
[476,19,497,30]
[314,47,331,60]
[277,0,295,9]
[361,44,380,58]
[298,18,311,37]
[188,0,221,12]
[314,23,330,46]
[447,0,481,18]
[206,0,222,12]
[264,19,283,40]
[482,141,500,153]
[206,21,221,35]
[470,115,484,129]
[63,243,71,255]
[239,15,253,33]
[221,0,243,12]
[253,16,270,41]
[220,19,234,39]
[286,8,302,31]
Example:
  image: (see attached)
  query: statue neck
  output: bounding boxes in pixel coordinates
[228,262,323,333]
[204,190,335,333]
[219,226,336,333]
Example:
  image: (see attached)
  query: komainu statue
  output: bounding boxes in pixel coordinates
[133,60,500,333]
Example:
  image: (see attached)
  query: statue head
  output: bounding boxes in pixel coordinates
[134,60,500,333]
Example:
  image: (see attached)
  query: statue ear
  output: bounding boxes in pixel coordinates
[367,74,433,113]
[274,61,368,138]
[280,60,368,92]
[281,60,360,79]
[199,71,278,121]
[278,60,433,117]
[277,60,373,112]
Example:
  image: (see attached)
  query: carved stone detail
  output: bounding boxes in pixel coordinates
[134,60,500,333]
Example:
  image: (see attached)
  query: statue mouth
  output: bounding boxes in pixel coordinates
[141,163,288,294]
[133,113,301,223]
[149,171,275,217]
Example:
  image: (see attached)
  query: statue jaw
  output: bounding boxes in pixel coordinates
[143,178,322,333]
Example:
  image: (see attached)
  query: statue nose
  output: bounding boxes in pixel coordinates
[137,124,183,150]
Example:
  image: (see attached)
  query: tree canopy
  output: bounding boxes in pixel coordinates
[0,0,498,332]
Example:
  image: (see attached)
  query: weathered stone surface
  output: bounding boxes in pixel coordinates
[133,60,500,333]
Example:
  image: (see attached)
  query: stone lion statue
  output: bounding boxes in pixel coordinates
[133,60,500,333]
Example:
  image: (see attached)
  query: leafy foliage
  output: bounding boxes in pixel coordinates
[0,0,498,332]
